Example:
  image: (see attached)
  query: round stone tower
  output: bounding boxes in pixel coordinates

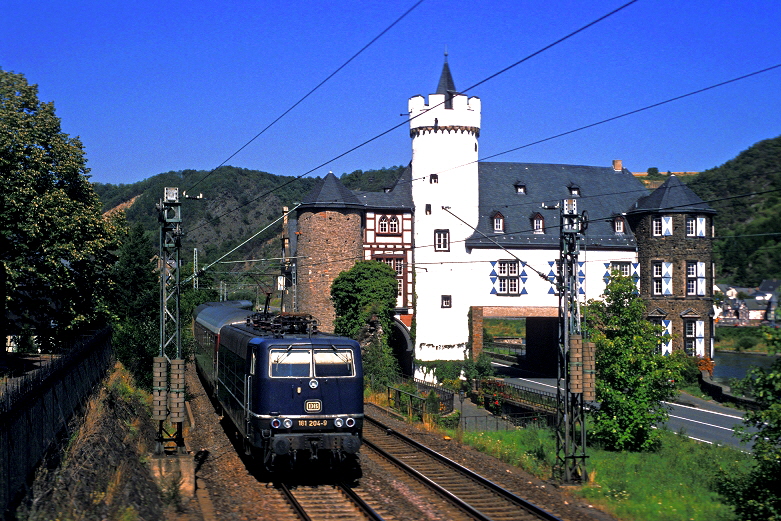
[295,173,364,333]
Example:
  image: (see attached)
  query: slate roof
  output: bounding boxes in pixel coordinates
[299,169,413,211]
[628,174,715,215]
[759,279,781,294]
[465,162,648,249]
[300,172,362,208]
[436,58,456,95]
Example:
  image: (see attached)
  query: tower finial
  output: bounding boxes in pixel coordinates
[444,45,448,62]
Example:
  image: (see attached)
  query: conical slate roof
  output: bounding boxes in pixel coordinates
[628,175,715,214]
[301,172,362,208]
[436,57,456,95]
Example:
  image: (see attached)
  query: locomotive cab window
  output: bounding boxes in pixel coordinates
[314,349,354,377]
[270,349,311,377]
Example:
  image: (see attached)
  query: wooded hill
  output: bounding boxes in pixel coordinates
[686,135,781,286]
[93,166,406,297]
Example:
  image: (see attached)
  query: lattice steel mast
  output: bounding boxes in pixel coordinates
[153,187,186,454]
[553,198,596,483]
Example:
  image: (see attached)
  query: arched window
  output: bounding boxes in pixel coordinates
[532,214,544,234]
[388,216,399,234]
[378,215,388,233]
[614,217,625,233]
[492,212,504,233]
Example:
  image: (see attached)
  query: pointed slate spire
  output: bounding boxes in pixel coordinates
[436,48,456,109]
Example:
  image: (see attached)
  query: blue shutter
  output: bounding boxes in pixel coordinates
[697,262,706,296]
[662,216,673,236]
[695,320,705,357]
[662,262,673,295]
[662,320,672,355]
[696,217,706,237]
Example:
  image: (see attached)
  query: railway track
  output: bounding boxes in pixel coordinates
[276,481,385,521]
[363,415,564,521]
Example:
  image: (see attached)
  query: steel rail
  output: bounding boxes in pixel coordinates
[365,415,564,521]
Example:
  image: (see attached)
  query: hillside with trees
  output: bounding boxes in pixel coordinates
[686,135,781,286]
[93,165,407,299]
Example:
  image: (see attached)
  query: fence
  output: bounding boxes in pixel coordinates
[1,327,113,516]
[459,412,555,432]
[480,378,558,413]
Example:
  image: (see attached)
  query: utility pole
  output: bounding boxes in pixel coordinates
[153,187,186,454]
[553,198,596,483]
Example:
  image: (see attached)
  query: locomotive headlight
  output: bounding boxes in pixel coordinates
[334,418,344,428]
[270,418,281,429]
[345,417,356,428]
[283,418,293,429]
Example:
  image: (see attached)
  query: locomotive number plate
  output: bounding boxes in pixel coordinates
[305,400,322,412]
[298,419,328,427]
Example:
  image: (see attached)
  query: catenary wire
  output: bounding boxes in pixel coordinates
[184,0,425,193]
[184,1,638,235]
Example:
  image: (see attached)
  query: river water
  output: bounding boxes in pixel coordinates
[712,350,777,380]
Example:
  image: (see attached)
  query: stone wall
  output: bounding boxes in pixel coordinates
[296,208,363,333]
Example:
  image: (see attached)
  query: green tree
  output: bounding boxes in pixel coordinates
[583,273,685,451]
[331,260,400,386]
[0,69,121,342]
[331,260,397,338]
[717,326,781,520]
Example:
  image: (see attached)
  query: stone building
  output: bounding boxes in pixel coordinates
[627,175,717,355]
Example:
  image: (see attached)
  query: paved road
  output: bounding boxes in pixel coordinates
[492,361,756,452]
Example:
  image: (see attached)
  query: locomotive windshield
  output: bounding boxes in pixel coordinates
[269,346,355,378]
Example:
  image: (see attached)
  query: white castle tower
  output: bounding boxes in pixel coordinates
[410,54,482,362]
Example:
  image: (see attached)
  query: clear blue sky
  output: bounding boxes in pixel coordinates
[3,1,780,186]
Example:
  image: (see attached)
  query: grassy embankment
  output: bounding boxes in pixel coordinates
[450,425,750,521]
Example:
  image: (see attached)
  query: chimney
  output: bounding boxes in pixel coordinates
[612,159,623,172]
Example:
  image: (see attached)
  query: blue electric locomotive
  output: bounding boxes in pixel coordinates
[193,302,363,468]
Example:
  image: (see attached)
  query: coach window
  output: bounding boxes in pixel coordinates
[270,349,311,377]
[314,349,354,377]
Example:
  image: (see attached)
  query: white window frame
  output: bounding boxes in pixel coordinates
[684,320,696,355]
[493,215,504,233]
[378,216,388,234]
[533,215,544,234]
[611,262,631,277]
[496,260,520,295]
[614,217,625,234]
[388,216,399,234]
[434,229,450,252]
[686,261,697,296]
[652,217,662,236]
[686,216,696,236]
[652,261,663,295]
[441,295,451,308]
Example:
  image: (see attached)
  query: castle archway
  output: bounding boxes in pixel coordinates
[388,318,414,377]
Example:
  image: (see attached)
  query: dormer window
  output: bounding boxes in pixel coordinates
[532,213,544,234]
[614,217,625,234]
[430,174,438,184]
[514,183,526,194]
[569,185,581,196]
[492,212,505,233]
